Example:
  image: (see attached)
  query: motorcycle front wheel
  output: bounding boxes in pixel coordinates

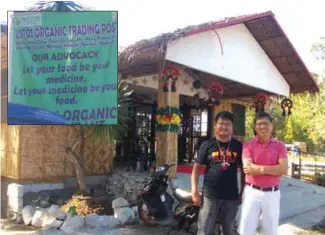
[137,200,157,226]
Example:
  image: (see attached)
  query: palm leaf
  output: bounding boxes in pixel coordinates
[26,1,92,11]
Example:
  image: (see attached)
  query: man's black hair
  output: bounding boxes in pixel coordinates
[215,111,234,123]
[254,111,273,124]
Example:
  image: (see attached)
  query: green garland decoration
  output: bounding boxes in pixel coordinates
[156,106,180,116]
[155,106,180,132]
[156,124,179,132]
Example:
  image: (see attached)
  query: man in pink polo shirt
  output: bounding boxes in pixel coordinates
[238,112,288,235]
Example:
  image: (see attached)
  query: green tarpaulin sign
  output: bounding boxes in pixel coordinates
[9,11,118,124]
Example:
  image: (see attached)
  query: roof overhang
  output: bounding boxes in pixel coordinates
[119,11,319,94]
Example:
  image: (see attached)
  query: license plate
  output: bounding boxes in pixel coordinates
[160,194,166,202]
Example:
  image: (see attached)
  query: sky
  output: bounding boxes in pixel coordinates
[1,0,325,73]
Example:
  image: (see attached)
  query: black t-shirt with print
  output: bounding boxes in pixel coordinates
[195,137,243,200]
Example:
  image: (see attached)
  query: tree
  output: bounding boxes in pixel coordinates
[24,1,132,194]
[244,106,255,141]
[245,38,325,152]
[65,79,132,194]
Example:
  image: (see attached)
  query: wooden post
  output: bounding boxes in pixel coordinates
[298,153,302,179]
[291,162,295,178]
[155,65,180,178]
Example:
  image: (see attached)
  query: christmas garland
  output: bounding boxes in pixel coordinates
[155,106,181,132]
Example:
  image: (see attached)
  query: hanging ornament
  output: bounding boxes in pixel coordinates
[162,76,169,92]
[281,98,293,116]
[192,80,201,89]
[161,66,179,92]
[171,75,178,92]
[210,81,224,95]
[208,81,224,104]
[253,92,269,113]
[253,92,269,102]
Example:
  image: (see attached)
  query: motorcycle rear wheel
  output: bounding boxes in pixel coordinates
[137,200,157,226]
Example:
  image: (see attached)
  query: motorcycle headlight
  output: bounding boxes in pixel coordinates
[156,166,165,172]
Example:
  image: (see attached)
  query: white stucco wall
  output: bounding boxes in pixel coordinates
[165,23,290,97]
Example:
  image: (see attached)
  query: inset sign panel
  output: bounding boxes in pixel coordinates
[8,11,118,125]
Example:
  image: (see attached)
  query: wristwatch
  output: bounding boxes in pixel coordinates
[260,167,265,174]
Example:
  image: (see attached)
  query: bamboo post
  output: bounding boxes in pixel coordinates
[155,65,180,178]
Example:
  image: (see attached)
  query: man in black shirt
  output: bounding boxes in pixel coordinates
[191,111,244,235]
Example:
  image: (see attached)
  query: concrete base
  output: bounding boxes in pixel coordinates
[3,175,108,219]
[62,175,107,188]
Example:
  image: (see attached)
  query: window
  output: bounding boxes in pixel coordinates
[232,104,246,136]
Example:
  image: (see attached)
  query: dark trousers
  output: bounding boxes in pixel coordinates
[197,197,239,235]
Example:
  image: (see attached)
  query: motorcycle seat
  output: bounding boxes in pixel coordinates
[175,188,202,203]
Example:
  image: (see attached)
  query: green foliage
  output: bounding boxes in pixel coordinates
[68,206,77,216]
[311,37,325,62]
[245,38,325,153]
[244,106,255,141]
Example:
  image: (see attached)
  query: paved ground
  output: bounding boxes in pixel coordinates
[175,173,325,222]
[2,174,325,235]
[0,219,40,235]
[0,220,185,235]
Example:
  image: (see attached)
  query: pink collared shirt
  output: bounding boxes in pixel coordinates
[242,136,287,187]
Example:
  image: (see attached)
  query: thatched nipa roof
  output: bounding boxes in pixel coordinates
[118,11,319,94]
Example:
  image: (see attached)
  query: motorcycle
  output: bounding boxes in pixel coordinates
[136,164,223,234]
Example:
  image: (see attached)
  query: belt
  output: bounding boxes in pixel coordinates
[246,183,279,192]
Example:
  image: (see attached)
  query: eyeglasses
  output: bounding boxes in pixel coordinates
[255,122,271,127]
[216,122,232,127]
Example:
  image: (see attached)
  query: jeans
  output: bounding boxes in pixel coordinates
[197,197,240,235]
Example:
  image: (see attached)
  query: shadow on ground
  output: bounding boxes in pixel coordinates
[1,219,40,235]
